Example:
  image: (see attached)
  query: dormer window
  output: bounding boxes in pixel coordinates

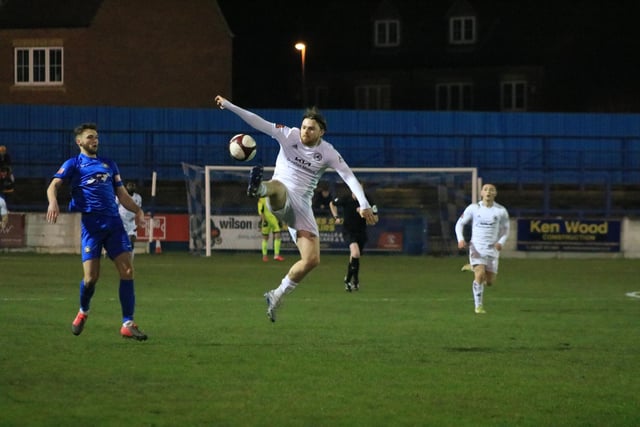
[449,16,476,44]
[374,19,400,47]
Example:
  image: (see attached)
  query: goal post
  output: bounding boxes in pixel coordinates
[184,165,479,257]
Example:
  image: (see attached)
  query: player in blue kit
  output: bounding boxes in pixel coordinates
[46,123,148,340]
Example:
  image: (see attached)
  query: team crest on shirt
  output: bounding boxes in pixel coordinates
[86,172,111,185]
[84,246,91,253]
[313,152,323,161]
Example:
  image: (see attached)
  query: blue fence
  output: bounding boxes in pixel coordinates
[2,104,639,186]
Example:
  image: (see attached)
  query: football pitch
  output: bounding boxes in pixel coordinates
[2,252,639,426]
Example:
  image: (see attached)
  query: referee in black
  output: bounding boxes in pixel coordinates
[330,186,378,291]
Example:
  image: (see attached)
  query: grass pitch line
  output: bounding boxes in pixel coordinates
[625,291,640,299]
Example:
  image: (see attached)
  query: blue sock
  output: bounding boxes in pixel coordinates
[119,279,135,323]
[79,280,96,313]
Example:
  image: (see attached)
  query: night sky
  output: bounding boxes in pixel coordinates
[217,0,640,112]
[217,0,312,108]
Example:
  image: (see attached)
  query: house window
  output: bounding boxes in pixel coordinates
[436,83,473,110]
[449,16,476,44]
[374,19,400,47]
[14,47,64,85]
[501,80,527,111]
[355,85,390,110]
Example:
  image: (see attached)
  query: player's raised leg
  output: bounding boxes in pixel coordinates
[247,164,264,197]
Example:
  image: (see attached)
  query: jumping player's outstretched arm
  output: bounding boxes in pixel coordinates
[332,158,377,225]
[215,96,275,137]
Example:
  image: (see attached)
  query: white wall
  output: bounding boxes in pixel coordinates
[17,213,146,254]
[26,212,82,254]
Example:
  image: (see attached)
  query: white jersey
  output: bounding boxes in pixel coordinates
[118,192,142,236]
[455,201,510,258]
[223,100,371,210]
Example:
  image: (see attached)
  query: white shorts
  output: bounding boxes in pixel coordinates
[122,220,137,238]
[468,242,499,274]
[268,190,318,244]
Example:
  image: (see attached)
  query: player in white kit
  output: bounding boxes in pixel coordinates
[455,184,510,314]
[118,182,142,261]
[215,95,377,322]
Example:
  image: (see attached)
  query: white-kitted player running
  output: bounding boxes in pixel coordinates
[455,183,510,314]
[215,95,378,322]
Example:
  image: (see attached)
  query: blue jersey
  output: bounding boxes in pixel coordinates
[53,153,122,216]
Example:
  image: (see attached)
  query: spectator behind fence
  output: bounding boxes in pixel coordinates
[312,184,333,217]
[0,194,8,230]
[0,146,15,199]
[0,145,11,169]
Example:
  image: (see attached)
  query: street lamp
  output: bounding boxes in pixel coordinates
[295,42,307,106]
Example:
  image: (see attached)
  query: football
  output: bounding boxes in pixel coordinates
[228,133,257,161]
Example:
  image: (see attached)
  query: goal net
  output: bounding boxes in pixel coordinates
[183,165,478,256]
[182,162,207,253]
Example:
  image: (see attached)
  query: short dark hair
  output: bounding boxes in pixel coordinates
[302,107,327,131]
[74,123,98,137]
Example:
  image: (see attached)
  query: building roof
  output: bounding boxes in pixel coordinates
[0,0,103,29]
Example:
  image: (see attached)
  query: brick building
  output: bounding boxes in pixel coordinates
[0,0,232,108]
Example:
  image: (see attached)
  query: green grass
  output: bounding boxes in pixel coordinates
[1,252,639,426]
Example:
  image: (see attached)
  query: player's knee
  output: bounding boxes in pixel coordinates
[303,254,320,271]
[309,256,321,269]
[116,261,134,279]
[266,180,285,199]
[121,266,134,279]
[84,276,98,287]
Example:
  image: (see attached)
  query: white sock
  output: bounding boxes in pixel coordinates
[274,275,297,300]
[472,281,484,307]
[257,183,267,197]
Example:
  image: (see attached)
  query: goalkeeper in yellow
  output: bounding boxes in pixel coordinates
[258,197,285,262]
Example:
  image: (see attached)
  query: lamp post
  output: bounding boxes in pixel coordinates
[295,42,307,107]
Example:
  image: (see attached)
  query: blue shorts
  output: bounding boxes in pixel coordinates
[80,214,132,262]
